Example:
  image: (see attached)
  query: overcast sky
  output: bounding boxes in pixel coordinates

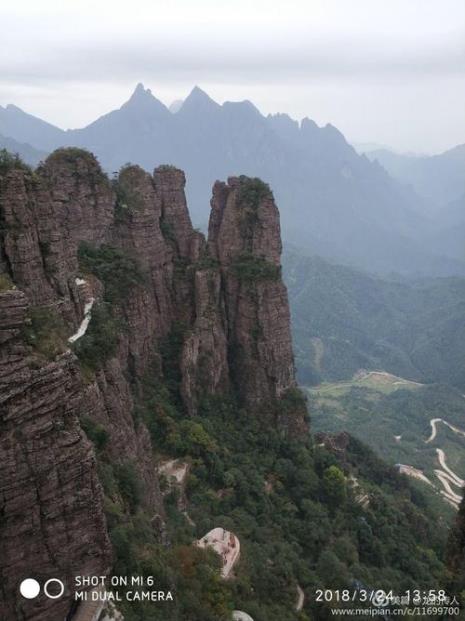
[1,0,464,153]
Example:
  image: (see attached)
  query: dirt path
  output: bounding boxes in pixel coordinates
[363,370,423,386]
[397,464,433,486]
[68,298,94,342]
[425,418,442,443]
[296,585,305,612]
[68,278,95,343]
[311,337,324,372]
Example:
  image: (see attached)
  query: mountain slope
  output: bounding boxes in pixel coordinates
[425,194,465,264]
[1,85,461,275]
[284,250,465,388]
[0,103,65,151]
[0,133,48,166]
[366,145,465,210]
[68,83,176,170]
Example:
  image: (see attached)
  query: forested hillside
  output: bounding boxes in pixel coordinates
[308,377,465,516]
[284,251,465,388]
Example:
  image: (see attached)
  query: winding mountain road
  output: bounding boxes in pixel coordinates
[436,448,464,487]
[434,470,463,504]
[424,420,465,509]
[399,418,464,509]
[426,418,465,444]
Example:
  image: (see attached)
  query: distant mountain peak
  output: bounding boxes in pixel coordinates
[122,83,168,114]
[180,86,220,112]
[190,85,210,98]
[128,82,154,101]
[300,117,319,134]
[5,103,24,113]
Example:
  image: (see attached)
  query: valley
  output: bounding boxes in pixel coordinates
[307,371,465,517]
[285,250,465,389]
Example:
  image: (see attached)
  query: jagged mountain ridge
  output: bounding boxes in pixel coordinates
[0,85,461,275]
[0,148,306,621]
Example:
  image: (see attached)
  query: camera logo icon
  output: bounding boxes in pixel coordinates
[20,578,65,600]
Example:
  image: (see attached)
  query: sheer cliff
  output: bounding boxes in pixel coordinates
[0,149,306,621]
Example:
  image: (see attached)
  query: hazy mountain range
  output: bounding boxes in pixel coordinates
[365,145,465,211]
[0,132,47,166]
[364,147,465,265]
[1,84,463,275]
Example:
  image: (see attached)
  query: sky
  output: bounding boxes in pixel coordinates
[1,0,464,154]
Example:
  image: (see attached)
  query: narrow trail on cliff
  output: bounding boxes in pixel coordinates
[68,279,95,343]
[68,298,94,343]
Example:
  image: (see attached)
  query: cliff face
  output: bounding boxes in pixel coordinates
[207,177,306,433]
[0,150,306,620]
[0,290,111,621]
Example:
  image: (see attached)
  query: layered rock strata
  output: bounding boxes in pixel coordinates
[0,150,306,620]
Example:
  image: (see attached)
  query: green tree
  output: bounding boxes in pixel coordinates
[322,465,346,507]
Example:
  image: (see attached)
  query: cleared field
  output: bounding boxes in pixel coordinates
[307,370,423,399]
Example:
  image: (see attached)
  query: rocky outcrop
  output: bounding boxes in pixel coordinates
[0,150,307,620]
[207,176,307,431]
[315,432,351,467]
[196,528,240,579]
[0,150,113,325]
[154,166,202,262]
[208,176,282,265]
[180,176,308,431]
